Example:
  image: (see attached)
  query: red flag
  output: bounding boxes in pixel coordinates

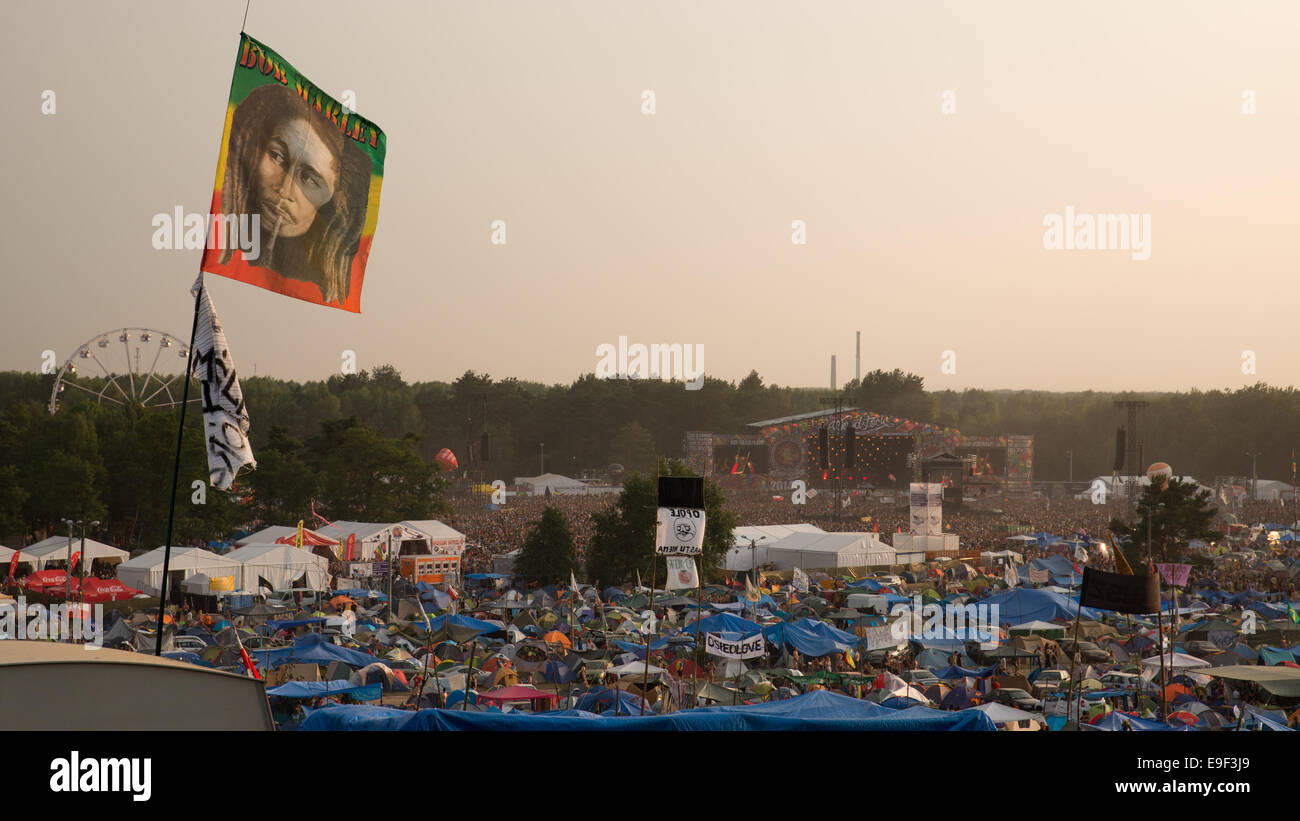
[7,548,19,581]
[345,533,356,562]
[1072,562,1082,575]
[239,646,263,680]
[70,551,81,572]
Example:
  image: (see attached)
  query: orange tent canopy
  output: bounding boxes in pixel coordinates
[541,630,571,648]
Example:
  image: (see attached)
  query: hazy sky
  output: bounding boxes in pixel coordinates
[5,1,1298,392]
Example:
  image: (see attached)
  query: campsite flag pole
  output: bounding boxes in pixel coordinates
[692,562,703,708]
[641,552,657,716]
[154,277,203,656]
[1065,572,1084,726]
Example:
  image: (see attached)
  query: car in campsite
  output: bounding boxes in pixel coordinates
[269,589,325,609]
[988,687,1041,712]
[1099,672,1140,689]
[900,670,941,688]
[172,635,210,653]
[1031,669,1069,696]
[1057,639,1111,664]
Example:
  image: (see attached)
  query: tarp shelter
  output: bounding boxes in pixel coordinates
[252,633,376,671]
[478,685,560,711]
[763,619,859,657]
[224,543,330,592]
[266,680,381,700]
[969,702,1036,725]
[977,588,1098,624]
[512,474,601,496]
[1196,665,1300,698]
[18,536,129,571]
[117,546,243,597]
[300,689,998,731]
[762,532,896,570]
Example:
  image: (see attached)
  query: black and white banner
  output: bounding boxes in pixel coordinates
[704,631,766,659]
[655,507,706,555]
[192,276,255,490]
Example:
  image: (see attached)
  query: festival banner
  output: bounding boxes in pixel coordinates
[867,619,908,651]
[704,631,766,659]
[655,507,706,555]
[1028,568,1050,584]
[1079,567,1160,615]
[792,566,810,594]
[201,33,386,312]
[1155,563,1192,588]
[1004,564,1018,588]
[909,483,926,535]
[664,557,698,590]
[926,483,943,536]
[192,277,256,489]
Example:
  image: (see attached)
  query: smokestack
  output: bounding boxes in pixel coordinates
[855,331,861,383]
[831,355,837,390]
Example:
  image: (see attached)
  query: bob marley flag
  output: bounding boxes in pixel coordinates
[201,33,385,312]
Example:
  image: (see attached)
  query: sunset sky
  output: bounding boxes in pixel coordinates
[6,1,1298,391]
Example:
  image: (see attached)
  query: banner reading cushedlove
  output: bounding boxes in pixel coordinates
[201,33,385,312]
[704,632,766,660]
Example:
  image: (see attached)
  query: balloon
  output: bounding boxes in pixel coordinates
[436,448,459,472]
[1146,462,1172,489]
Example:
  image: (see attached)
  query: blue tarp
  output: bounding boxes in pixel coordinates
[253,633,377,670]
[1257,646,1299,666]
[682,612,763,638]
[426,613,503,636]
[1243,709,1294,731]
[763,619,859,656]
[574,687,650,715]
[1088,711,1179,731]
[299,690,997,731]
[267,681,383,700]
[932,664,989,679]
[977,588,1099,624]
[846,578,886,591]
[464,573,510,580]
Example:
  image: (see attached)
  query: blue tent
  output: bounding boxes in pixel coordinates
[763,619,859,656]
[302,689,997,731]
[253,633,377,670]
[1243,708,1294,731]
[932,664,988,680]
[847,578,886,591]
[267,617,327,631]
[574,687,650,715]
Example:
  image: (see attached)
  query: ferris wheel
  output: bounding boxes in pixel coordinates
[48,328,197,414]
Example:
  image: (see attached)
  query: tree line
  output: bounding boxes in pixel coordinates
[4,364,1297,548]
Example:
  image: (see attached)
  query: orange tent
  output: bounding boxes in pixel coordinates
[541,630,572,649]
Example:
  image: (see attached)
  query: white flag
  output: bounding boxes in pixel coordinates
[1074,545,1089,564]
[664,557,698,590]
[192,276,255,490]
[792,566,810,594]
[1004,564,1018,588]
[570,570,580,595]
[655,507,706,555]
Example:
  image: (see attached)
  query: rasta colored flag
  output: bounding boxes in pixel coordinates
[201,33,386,312]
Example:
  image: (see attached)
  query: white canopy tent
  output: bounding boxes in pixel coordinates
[19,536,129,570]
[224,543,330,592]
[763,532,896,570]
[726,524,827,571]
[117,546,243,597]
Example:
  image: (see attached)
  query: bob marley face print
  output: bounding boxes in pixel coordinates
[217,83,371,306]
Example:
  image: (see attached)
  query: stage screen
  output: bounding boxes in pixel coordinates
[807,433,912,488]
[957,446,1007,477]
[713,445,769,475]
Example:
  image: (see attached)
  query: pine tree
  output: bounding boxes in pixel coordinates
[513,505,578,586]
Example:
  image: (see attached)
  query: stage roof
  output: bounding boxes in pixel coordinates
[747,408,955,436]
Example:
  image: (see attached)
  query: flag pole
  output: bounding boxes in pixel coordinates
[155,278,203,656]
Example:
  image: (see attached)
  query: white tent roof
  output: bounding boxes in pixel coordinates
[19,536,129,569]
[399,520,466,547]
[513,473,589,488]
[726,524,826,570]
[970,702,1037,724]
[1140,652,1211,671]
[236,525,329,547]
[116,546,243,596]
[223,543,331,592]
[763,532,896,570]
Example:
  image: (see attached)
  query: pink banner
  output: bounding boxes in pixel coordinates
[1156,563,1191,587]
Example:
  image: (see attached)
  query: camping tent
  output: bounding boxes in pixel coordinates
[224,543,330,592]
[117,546,243,596]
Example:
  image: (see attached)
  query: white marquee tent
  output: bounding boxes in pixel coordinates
[117,546,243,597]
[19,536,130,570]
[726,524,827,571]
[763,532,896,570]
[224,543,330,592]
